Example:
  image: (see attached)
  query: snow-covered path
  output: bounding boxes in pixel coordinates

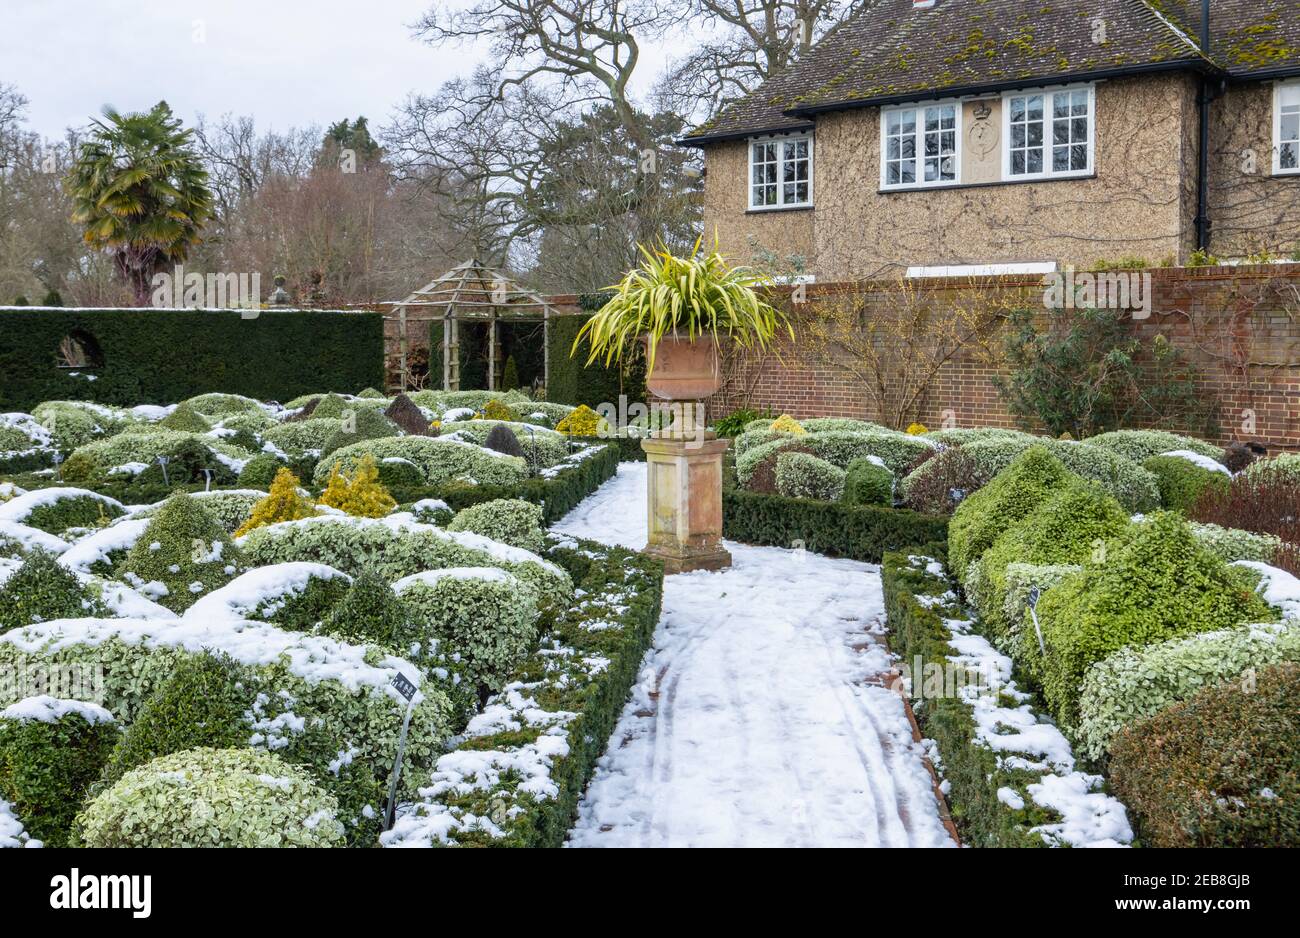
[555,462,955,848]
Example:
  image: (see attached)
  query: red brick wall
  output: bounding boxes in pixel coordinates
[704,264,1300,448]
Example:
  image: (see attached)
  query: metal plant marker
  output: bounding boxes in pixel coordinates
[383,671,419,831]
[1027,586,1046,656]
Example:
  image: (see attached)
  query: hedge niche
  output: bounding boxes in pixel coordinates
[545,296,645,407]
[0,307,384,411]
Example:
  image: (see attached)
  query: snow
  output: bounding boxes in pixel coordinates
[0,487,124,524]
[1160,449,1231,475]
[0,412,52,447]
[391,567,516,592]
[1235,561,1300,619]
[557,463,955,848]
[128,404,176,421]
[0,799,41,848]
[57,518,150,574]
[184,562,353,621]
[0,695,115,726]
[0,615,421,704]
[0,520,71,555]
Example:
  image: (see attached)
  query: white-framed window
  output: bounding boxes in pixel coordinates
[748,134,813,209]
[1003,84,1095,180]
[1275,81,1300,175]
[880,101,960,189]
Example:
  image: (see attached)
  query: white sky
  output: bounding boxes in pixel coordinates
[2,0,679,140]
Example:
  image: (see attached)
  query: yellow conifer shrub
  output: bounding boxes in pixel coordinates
[478,399,521,422]
[234,468,318,537]
[906,422,929,435]
[769,414,805,435]
[317,454,397,518]
[555,404,609,437]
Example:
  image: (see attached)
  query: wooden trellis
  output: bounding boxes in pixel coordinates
[388,260,563,392]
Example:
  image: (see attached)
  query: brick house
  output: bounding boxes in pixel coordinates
[679,0,1300,278]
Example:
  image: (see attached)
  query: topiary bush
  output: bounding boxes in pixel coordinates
[317,454,397,519]
[234,468,318,537]
[0,696,118,846]
[441,420,568,469]
[1026,512,1277,732]
[130,489,265,535]
[947,446,1069,584]
[263,418,343,456]
[769,414,805,434]
[30,401,128,452]
[999,562,1082,646]
[841,456,892,506]
[1144,454,1229,512]
[1243,451,1300,485]
[480,398,521,422]
[320,407,400,458]
[1078,622,1300,761]
[0,487,125,535]
[1186,521,1281,563]
[555,404,609,437]
[118,493,242,612]
[447,498,545,553]
[738,429,931,484]
[158,403,214,433]
[61,429,250,488]
[922,427,1037,447]
[1085,429,1224,464]
[182,392,267,417]
[0,550,108,634]
[774,451,846,500]
[184,562,353,631]
[78,747,346,847]
[799,417,886,434]
[315,436,528,488]
[482,422,525,458]
[1109,661,1300,847]
[971,477,1131,643]
[394,568,538,696]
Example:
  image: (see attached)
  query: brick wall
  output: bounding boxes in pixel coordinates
[705,264,1300,448]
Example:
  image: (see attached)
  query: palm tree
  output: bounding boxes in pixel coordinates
[66,101,213,305]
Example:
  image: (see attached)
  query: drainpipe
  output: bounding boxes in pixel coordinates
[1194,0,1217,253]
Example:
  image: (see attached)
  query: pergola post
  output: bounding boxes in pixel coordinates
[442,312,451,391]
[487,312,497,391]
[397,303,409,392]
[542,308,550,395]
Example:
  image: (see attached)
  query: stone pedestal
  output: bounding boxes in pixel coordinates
[641,433,731,575]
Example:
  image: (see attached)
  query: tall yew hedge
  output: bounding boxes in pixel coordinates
[0,308,384,410]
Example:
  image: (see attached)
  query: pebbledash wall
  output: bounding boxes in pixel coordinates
[702,264,1300,448]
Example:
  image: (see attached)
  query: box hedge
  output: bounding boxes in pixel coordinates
[722,487,947,563]
[0,308,383,412]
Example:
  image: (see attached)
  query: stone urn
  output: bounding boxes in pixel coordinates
[640,332,731,574]
[644,333,722,401]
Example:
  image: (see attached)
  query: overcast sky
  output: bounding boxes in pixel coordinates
[2,0,677,140]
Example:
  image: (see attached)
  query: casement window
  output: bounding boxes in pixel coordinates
[1003,85,1094,179]
[748,134,813,209]
[880,102,960,189]
[1275,81,1300,175]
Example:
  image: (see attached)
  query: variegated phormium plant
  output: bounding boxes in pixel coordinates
[572,236,792,376]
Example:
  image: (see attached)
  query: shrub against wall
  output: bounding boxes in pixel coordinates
[0,308,384,411]
[546,302,645,407]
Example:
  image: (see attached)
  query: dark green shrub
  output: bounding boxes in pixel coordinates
[1144,454,1230,512]
[17,492,125,534]
[318,568,408,648]
[1110,662,1300,847]
[320,407,399,458]
[947,446,1069,583]
[159,403,214,433]
[118,493,241,612]
[0,550,108,634]
[842,457,892,506]
[1029,512,1277,731]
[238,452,284,488]
[0,697,119,846]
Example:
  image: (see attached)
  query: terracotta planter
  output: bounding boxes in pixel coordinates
[644,333,721,401]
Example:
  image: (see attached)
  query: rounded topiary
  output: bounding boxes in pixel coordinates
[1144,454,1230,513]
[774,451,845,500]
[384,393,431,436]
[159,403,214,433]
[483,423,525,458]
[973,477,1132,641]
[320,406,400,458]
[947,446,1070,583]
[555,404,608,437]
[0,549,108,634]
[1027,512,1278,731]
[394,568,538,695]
[318,568,409,649]
[100,652,257,788]
[234,468,318,537]
[181,393,266,417]
[118,493,242,612]
[263,418,342,456]
[78,747,346,848]
[447,498,545,553]
[0,487,125,535]
[237,451,285,488]
[841,457,892,506]
[480,398,521,422]
[1109,661,1300,847]
[1085,429,1225,464]
[769,414,805,434]
[0,696,118,847]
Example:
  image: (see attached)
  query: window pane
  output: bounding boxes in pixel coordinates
[887,137,900,159]
[1012,151,1025,174]
[1027,95,1043,120]
[1011,124,1026,148]
[1072,90,1089,114]
[901,136,915,158]
[1053,146,1069,172]
[1283,113,1300,142]
[887,162,900,185]
[1054,95,1070,119]
[1010,96,1025,121]
[1053,120,1069,146]
[1070,143,1088,170]
[1028,149,1043,173]
[1027,122,1043,146]
[1282,142,1298,170]
[901,161,915,184]
[1280,84,1300,108]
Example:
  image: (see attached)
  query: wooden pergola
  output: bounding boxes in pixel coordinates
[389,259,564,392]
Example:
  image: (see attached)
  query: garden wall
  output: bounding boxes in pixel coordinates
[705,264,1300,448]
[0,306,384,411]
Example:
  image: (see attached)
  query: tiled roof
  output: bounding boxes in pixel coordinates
[681,0,1300,144]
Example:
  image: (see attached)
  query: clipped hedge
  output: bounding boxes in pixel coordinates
[1110,661,1300,847]
[0,308,383,412]
[382,536,663,847]
[544,309,644,408]
[1143,454,1229,512]
[722,488,947,563]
